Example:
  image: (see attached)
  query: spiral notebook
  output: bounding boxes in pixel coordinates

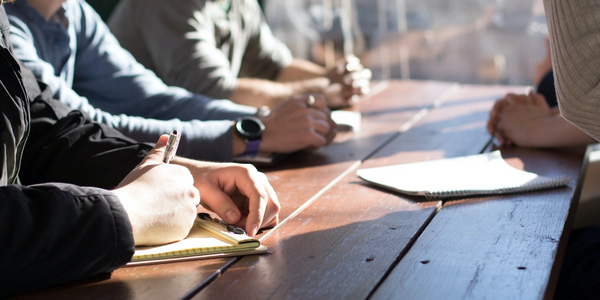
[357,151,571,200]
[127,214,267,266]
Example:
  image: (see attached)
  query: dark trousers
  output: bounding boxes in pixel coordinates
[555,226,600,300]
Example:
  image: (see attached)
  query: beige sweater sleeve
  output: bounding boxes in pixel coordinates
[544,0,600,141]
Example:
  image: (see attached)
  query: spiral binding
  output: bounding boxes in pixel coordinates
[423,176,571,200]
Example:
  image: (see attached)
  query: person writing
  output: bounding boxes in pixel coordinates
[5,0,336,162]
[0,3,279,297]
[108,0,372,109]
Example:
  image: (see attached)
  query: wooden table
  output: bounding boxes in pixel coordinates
[11,81,587,300]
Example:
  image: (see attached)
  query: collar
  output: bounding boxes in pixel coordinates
[13,0,69,29]
[51,5,69,29]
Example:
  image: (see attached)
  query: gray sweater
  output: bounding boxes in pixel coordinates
[109,0,293,100]
[544,0,600,141]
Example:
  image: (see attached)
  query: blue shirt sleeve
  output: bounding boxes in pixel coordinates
[71,0,257,121]
[6,0,258,161]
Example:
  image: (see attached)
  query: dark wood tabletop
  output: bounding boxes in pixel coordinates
[11,81,586,300]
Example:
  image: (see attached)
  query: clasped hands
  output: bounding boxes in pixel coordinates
[487,90,556,147]
[324,55,372,109]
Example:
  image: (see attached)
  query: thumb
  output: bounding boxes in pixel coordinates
[142,134,170,165]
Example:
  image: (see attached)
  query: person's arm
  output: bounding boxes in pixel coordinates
[6,6,259,162]
[0,183,136,298]
[0,48,135,296]
[544,0,600,141]
[108,0,369,108]
[229,75,329,108]
[1,137,202,298]
[7,2,258,121]
[487,92,594,148]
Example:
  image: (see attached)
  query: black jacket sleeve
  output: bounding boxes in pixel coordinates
[0,183,134,297]
[0,5,144,297]
[19,79,154,189]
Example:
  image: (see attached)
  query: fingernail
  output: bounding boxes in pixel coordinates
[225,210,238,224]
[250,224,258,236]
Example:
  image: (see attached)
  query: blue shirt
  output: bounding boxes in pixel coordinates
[5,0,258,161]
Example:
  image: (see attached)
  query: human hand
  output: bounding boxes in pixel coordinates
[172,159,280,237]
[259,94,337,153]
[487,92,553,147]
[325,55,372,108]
[112,135,200,246]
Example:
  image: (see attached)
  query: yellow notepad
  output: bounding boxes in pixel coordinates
[127,214,267,266]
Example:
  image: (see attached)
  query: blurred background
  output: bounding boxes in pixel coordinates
[263,0,547,86]
[90,0,547,86]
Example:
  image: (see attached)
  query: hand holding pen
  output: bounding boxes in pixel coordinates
[112,132,200,245]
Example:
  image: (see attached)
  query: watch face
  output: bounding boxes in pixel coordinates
[236,117,265,140]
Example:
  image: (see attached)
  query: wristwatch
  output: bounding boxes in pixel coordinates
[235,116,265,155]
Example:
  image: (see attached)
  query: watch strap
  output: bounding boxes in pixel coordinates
[243,139,261,155]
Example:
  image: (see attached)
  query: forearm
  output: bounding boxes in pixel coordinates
[544,0,600,140]
[0,184,134,297]
[532,114,596,148]
[275,59,327,82]
[229,77,329,107]
[109,116,239,162]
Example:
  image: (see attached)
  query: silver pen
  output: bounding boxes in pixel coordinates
[163,130,180,164]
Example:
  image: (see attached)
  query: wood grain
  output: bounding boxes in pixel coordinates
[371,148,584,300]
[7,81,454,300]
[259,81,457,222]
[10,258,233,300]
[191,84,526,300]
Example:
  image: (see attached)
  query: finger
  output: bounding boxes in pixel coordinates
[324,120,338,144]
[140,134,170,166]
[512,94,532,104]
[487,101,504,134]
[238,173,270,236]
[307,128,328,149]
[197,184,243,225]
[486,118,495,135]
[360,85,370,95]
[341,85,367,97]
[494,130,505,145]
[308,93,329,113]
[339,54,362,73]
[505,94,516,106]
[345,54,360,66]
[525,86,535,97]
[341,89,360,100]
[264,215,279,228]
[309,114,333,138]
[257,173,280,228]
[345,69,372,83]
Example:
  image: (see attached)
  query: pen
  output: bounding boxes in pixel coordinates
[163,130,180,164]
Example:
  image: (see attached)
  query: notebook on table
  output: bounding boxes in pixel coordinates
[357,151,571,200]
[127,213,267,266]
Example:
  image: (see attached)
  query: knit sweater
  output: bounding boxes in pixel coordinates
[544,0,600,141]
